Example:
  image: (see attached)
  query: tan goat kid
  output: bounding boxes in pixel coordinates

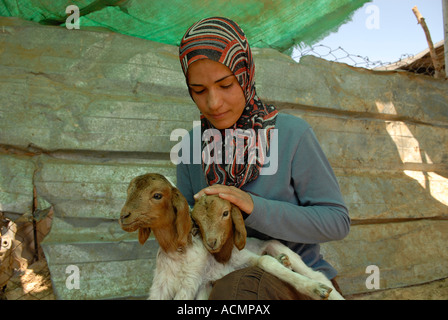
[119,173,341,299]
[191,194,345,300]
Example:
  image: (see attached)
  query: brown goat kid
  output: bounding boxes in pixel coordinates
[120,173,191,252]
[120,173,228,299]
[192,194,345,300]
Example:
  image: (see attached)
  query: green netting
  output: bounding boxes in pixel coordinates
[0,0,371,51]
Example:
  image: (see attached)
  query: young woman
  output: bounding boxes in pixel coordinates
[177,17,350,299]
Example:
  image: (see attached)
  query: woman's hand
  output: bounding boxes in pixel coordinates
[194,185,254,214]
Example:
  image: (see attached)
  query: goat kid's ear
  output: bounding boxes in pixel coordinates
[231,205,247,250]
[172,187,191,247]
[138,227,151,245]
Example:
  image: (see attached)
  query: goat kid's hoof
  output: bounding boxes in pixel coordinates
[277,254,292,270]
[313,284,333,300]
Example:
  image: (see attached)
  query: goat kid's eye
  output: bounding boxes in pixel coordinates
[222,210,229,218]
[153,193,163,200]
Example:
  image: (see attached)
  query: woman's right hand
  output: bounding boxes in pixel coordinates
[194,184,254,215]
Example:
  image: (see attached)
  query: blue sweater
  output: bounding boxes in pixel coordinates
[176,113,350,279]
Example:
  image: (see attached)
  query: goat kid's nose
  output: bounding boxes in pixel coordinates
[120,212,131,222]
[207,238,217,249]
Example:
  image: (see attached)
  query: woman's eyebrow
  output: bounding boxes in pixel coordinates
[189,74,234,87]
[214,74,234,83]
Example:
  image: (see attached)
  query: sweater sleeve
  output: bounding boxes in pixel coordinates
[244,127,350,244]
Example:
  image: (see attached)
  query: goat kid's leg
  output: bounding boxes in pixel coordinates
[262,241,344,300]
[276,253,293,270]
[257,255,332,300]
[262,241,318,278]
[262,241,330,281]
[231,249,329,298]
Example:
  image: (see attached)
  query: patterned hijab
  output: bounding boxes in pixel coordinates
[179,17,278,188]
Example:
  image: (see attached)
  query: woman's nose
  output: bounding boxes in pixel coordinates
[207,89,223,111]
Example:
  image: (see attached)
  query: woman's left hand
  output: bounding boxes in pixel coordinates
[194,185,254,214]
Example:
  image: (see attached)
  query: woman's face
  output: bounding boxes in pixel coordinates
[187,59,246,130]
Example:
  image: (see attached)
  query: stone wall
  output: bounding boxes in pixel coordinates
[1,17,447,299]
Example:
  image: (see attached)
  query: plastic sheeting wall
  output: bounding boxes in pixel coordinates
[0,0,370,51]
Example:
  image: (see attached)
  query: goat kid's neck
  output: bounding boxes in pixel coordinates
[152,223,191,254]
[211,231,235,264]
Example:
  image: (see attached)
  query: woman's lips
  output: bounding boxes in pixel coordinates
[209,111,228,120]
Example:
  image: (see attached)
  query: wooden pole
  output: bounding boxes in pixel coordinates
[443,0,448,79]
[412,6,443,79]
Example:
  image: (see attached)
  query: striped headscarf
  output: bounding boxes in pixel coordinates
[179,17,278,188]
